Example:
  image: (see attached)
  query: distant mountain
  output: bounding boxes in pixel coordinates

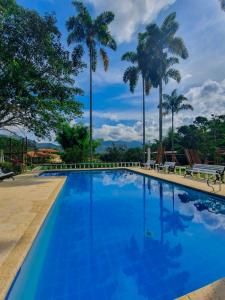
[37,142,62,150]
[96,140,142,153]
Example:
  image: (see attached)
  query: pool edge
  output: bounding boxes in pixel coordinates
[0,176,66,300]
[126,167,225,199]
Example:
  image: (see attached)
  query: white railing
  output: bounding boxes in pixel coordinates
[40,162,141,171]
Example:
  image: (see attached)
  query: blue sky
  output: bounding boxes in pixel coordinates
[17,0,225,142]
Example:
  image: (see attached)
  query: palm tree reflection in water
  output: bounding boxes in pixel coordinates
[163,186,194,237]
[123,179,190,300]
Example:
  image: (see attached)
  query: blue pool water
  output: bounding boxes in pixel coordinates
[7,170,225,300]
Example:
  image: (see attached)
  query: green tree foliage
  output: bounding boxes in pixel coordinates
[66,1,117,160]
[162,89,193,151]
[144,13,188,146]
[0,1,84,138]
[100,143,143,162]
[0,135,36,153]
[122,34,152,162]
[56,123,100,163]
[160,115,225,163]
[0,0,17,15]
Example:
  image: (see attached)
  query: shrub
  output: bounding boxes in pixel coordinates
[0,162,14,172]
[0,162,24,174]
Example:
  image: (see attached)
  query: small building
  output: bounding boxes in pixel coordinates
[27,149,62,164]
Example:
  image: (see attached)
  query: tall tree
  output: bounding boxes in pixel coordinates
[0,1,84,138]
[122,34,152,162]
[145,13,188,150]
[162,89,193,151]
[67,1,117,161]
[56,123,100,163]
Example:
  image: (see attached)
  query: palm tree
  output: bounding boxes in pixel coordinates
[144,12,188,149]
[122,34,152,162]
[66,1,117,161]
[162,89,193,151]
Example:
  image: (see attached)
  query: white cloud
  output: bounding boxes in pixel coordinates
[94,122,142,141]
[85,0,176,43]
[93,117,159,142]
[184,78,225,117]
[92,78,225,141]
[102,172,142,188]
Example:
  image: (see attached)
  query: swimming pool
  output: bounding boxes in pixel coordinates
[6,170,225,299]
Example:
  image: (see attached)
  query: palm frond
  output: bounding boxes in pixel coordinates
[177,94,188,102]
[72,1,89,15]
[166,56,179,68]
[100,48,109,71]
[161,12,179,38]
[165,68,181,83]
[161,102,171,115]
[71,45,86,71]
[168,37,189,59]
[95,11,115,26]
[97,30,117,50]
[68,1,92,34]
[145,77,152,95]
[145,23,161,38]
[171,89,178,98]
[103,34,117,50]
[66,16,86,44]
[178,104,193,112]
[163,93,171,102]
[121,51,137,63]
[123,66,140,93]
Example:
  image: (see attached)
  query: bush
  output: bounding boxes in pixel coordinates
[0,162,14,172]
[100,143,143,162]
[0,162,23,174]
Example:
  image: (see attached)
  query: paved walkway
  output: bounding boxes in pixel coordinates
[0,173,66,300]
[176,278,225,300]
[129,167,225,197]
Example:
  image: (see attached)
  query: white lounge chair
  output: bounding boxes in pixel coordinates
[0,168,15,181]
[142,160,156,170]
[157,162,176,173]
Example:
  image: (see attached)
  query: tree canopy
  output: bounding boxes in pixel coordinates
[0,1,84,138]
[160,115,225,163]
[56,123,100,163]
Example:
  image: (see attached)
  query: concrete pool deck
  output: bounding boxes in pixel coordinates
[0,168,224,299]
[129,167,225,197]
[0,173,66,300]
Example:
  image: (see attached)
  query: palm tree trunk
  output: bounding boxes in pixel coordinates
[159,182,164,244]
[143,176,146,249]
[172,111,174,152]
[142,76,146,163]
[89,48,93,162]
[159,78,163,148]
[172,186,175,213]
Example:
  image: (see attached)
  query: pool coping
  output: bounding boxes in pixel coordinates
[0,175,66,300]
[127,167,225,198]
